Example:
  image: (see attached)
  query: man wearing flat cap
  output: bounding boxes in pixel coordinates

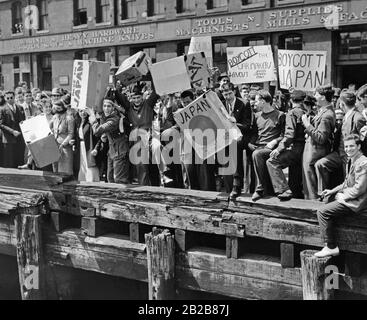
[266,90,307,200]
[315,90,365,197]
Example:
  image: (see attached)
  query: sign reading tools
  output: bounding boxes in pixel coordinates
[278,49,327,91]
[71,60,110,112]
[150,52,210,95]
[226,45,277,84]
[173,90,242,160]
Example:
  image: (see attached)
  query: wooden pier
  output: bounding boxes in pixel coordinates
[0,168,367,300]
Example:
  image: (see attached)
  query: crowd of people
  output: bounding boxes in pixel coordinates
[1,74,367,258]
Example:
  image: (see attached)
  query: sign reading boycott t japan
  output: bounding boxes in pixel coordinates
[173,90,242,160]
[278,50,327,91]
[227,45,277,84]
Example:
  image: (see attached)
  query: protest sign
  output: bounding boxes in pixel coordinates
[150,52,210,95]
[71,60,110,112]
[278,50,327,91]
[115,51,151,86]
[173,90,242,160]
[184,52,211,91]
[226,45,277,84]
[150,56,192,95]
[20,115,60,168]
[188,36,213,67]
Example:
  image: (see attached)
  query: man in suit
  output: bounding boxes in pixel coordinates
[0,91,25,168]
[266,90,307,200]
[315,91,365,195]
[315,134,367,257]
[21,90,41,119]
[221,83,253,199]
[222,83,252,199]
[302,85,336,200]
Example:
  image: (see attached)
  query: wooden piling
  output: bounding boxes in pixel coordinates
[14,212,46,300]
[145,228,175,300]
[300,250,334,300]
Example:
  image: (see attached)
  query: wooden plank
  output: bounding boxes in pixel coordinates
[177,248,302,287]
[129,223,140,243]
[0,188,48,215]
[281,243,295,268]
[99,202,245,238]
[226,237,238,259]
[15,213,46,300]
[176,267,303,300]
[145,228,175,300]
[0,168,72,190]
[43,229,148,282]
[175,229,194,252]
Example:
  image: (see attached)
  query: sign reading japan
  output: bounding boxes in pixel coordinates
[278,50,327,91]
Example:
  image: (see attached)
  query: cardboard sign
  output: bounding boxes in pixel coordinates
[150,56,191,95]
[188,36,213,68]
[20,115,60,168]
[278,50,327,91]
[173,90,242,160]
[184,52,211,91]
[226,45,277,84]
[150,52,211,95]
[115,51,151,86]
[71,60,110,112]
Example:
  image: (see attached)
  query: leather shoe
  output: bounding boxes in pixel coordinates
[230,186,241,200]
[252,191,263,201]
[18,164,31,170]
[314,246,340,258]
[277,189,293,201]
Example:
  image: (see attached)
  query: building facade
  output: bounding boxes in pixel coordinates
[0,0,366,91]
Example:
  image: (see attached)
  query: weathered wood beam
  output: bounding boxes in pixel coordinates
[281,243,295,268]
[14,213,46,300]
[226,237,239,259]
[145,228,175,300]
[300,250,334,300]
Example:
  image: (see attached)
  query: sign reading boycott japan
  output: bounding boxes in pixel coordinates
[278,50,326,91]
[227,45,277,84]
[71,60,110,112]
[173,90,242,160]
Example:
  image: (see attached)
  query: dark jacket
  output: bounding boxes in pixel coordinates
[0,104,25,144]
[75,118,99,168]
[92,111,129,159]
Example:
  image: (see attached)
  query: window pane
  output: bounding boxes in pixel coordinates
[127,1,137,18]
[182,0,196,11]
[214,41,227,60]
[213,0,227,8]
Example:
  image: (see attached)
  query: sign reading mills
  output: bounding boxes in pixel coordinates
[175,2,367,37]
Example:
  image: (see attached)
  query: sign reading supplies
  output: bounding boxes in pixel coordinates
[226,45,277,84]
[71,60,110,112]
[278,50,327,91]
[173,90,242,160]
[150,52,210,95]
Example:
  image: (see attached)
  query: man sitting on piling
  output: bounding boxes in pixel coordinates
[315,134,367,257]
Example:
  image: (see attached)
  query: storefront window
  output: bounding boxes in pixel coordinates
[243,37,265,47]
[279,34,303,50]
[213,40,227,61]
[96,0,110,23]
[12,2,23,34]
[97,49,113,65]
[37,0,49,31]
[38,54,52,91]
[147,0,165,17]
[339,31,367,60]
[121,0,137,20]
[177,42,190,56]
[74,0,88,26]
[75,50,89,60]
[177,0,196,13]
[207,0,228,10]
